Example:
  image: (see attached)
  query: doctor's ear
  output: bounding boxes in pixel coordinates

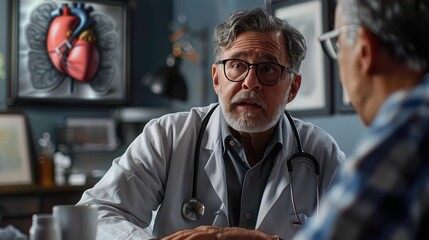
[212,63,220,95]
[287,75,301,103]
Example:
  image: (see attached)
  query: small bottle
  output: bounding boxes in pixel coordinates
[38,132,55,187]
[29,214,61,240]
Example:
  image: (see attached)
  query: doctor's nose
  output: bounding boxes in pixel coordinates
[242,67,262,90]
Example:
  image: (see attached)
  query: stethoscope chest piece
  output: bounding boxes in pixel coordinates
[182,198,205,221]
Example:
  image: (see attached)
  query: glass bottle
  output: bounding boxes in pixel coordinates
[38,132,55,187]
[29,214,61,240]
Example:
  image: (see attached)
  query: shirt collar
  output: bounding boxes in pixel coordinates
[353,73,429,159]
[372,73,429,130]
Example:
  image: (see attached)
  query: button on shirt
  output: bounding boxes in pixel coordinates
[220,113,282,229]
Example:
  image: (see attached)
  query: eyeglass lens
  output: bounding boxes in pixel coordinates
[320,37,339,59]
[223,59,284,86]
[319,25,360,60]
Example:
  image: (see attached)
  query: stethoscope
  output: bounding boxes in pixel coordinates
[182,104,320,226]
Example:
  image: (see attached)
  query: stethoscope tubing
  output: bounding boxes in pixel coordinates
[192,105,218,198]
[183,104,320,223]
[181,105,218,221]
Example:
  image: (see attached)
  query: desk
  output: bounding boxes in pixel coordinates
[0,184,93,234]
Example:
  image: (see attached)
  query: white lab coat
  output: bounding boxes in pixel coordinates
[78,104,345,240]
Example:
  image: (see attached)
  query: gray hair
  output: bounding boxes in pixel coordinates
[338,0,429,72]
[213,8,307,73]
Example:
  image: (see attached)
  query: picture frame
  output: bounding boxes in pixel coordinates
[326,0,355,113]
[270,0,332,116]
[334,64,355,112]
[0,112,34,185]
[7,0,129,106]
[56,118,119,151]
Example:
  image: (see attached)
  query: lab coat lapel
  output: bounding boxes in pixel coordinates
[201,106,229,224]
[256,150,289,227]
[204,141,229,225]
[256,115,294,228]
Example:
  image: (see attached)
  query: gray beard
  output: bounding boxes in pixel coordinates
[219,88,290,133]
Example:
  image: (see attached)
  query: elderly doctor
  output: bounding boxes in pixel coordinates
[77,8,345,240]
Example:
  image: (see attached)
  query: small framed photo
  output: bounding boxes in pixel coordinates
[0,112,34,185]
[334,64,355,112]
[7,0,129,106]
[270,0,331,116]
[326,0,355,113]
[56,118,119,151]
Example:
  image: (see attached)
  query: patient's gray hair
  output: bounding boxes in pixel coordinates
[338,0,429,72]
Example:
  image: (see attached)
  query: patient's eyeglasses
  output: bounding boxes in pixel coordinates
[217,59,297,86]
[318,25,359,59]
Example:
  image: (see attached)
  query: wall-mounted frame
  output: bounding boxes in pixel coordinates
[57,117,119,151]
[334,64,355,112]
[0,112,34,185]
[269,0,331,116]
[327,0,355,113]
[7,0,129,106]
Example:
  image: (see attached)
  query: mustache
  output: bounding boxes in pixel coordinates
[230,91,268,110]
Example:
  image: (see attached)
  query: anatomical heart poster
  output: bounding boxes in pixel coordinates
[7,0,129,105]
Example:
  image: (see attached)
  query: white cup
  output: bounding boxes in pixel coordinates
[53,205,98,240]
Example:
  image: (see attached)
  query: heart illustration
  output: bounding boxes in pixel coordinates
[47,4,99,82]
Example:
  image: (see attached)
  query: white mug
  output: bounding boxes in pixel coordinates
[53,205,98,240]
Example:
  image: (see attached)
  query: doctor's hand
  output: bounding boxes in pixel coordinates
[160,225,280,240]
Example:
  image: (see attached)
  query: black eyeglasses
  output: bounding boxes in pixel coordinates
[318,25,359,59]
[216,59,296,86]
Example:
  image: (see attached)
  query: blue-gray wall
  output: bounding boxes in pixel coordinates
[0,0,366,177]
[170,0,366,155]
[170,0,269,110]
[0,0,7,109]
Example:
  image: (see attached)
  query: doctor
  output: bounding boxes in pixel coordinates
[77,8,345,240]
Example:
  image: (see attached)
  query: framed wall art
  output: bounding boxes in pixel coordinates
[7,0,129,106]
[0,112,34,185]
[269,0,331,116]
[57,117,119,151]
[326,0,355,113]
[334,64,355,112]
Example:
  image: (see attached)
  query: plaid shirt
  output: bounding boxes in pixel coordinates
[294,74,429,240]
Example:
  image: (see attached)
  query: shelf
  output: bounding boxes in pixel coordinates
[0,184,94,234]
[116,107,175,123]
[0,184,93,195]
